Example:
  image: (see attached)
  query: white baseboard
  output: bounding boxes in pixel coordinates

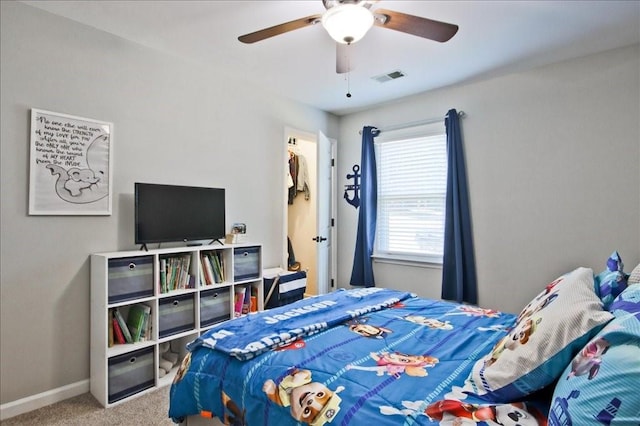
[0,379,89,421]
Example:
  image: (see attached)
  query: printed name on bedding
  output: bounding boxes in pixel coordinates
[262,288,393,324]
[242,322,327,353]
[347,287,385,297]
[264,300,338,324]
[198,328,235,349]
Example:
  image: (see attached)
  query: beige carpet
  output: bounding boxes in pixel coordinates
[1,386,175,425]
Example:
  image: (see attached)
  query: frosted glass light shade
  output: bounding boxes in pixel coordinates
[321,4,374,44]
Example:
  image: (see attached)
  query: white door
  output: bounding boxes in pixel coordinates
[315,130,332,294]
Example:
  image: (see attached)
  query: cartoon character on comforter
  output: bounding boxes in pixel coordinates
[263,368,344,425]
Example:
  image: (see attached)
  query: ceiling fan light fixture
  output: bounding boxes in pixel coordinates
[321,4,374,44]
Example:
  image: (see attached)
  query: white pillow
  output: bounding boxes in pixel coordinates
[628,263,640,285]
[462,267,614,402]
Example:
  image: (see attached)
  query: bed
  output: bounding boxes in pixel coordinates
[168,254,640,426]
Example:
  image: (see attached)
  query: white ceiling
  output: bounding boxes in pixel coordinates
[20,0,640,116]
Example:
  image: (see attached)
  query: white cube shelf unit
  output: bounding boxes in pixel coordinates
[90,243,263,407]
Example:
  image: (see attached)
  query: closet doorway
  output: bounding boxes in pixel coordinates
[283,128,335,296]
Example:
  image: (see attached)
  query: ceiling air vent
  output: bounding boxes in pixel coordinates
[372,70,406,83]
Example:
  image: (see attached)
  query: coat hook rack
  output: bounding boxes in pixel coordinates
[344,164,360,208]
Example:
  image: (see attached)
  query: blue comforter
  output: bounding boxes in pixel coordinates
[169,289,546,425]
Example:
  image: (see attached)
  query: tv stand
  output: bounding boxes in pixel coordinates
[210,239,224,245]
[90,242,263,407]
[139,244,148,252]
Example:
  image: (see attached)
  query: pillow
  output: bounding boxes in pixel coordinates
[594,251,628,310]
[609,279,640,319]
[549,285,640,425]
[462,267,614,402]
[628,263,640,285]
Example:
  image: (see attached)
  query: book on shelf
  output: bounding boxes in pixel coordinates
[160,258,167,293]
[183,254,193,288]
[242,287,251,314]
[112,315,126,345]
[167,258,174,291]
[136,304,151,341]
[113,308,133,343]
[177,258,183,289]
[250,287,258,312]
[141,307,152,341]
[108,310,114,347]
[234,287,246,317]
[127,303,151,342]
[219,251,225,281]
[212,252,225,282]
[182,254,192,289]
[201,254,214,285]
[198,256,208,285]
[167,257,176,291]
[176,254,189,289]
[202,251,225,284]
[206,253,220,283]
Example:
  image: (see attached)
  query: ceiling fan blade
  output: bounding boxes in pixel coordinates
[238,14,322,44]
[336,43,351,74]
[374,8,458,42]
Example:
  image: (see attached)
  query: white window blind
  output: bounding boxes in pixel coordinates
[374,129,447,264]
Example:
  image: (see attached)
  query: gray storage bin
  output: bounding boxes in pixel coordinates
[107,346,155,404]
[108,256,154,303]
[158,293,195,338]
[200,287,231,327]
[233,247,260,281]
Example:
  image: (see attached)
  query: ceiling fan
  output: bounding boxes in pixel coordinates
[238,0,458,74]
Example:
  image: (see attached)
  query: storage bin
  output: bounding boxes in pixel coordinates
[200,287,231,327]
[108,256,154,303]
[264,270,306,309]
[233,247,261,281]
[107,346,155,404]
[158,293,195,338]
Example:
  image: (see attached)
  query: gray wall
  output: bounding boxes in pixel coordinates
[0,2,337,404]
[337,43,640,313]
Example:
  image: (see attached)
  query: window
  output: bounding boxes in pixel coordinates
[374,123,447,264]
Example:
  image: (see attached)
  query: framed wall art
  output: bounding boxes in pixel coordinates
[29,109,113,215]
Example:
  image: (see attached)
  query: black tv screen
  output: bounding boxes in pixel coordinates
[135,183,225,245]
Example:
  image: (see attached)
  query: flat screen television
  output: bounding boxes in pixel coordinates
[135,183,225,246]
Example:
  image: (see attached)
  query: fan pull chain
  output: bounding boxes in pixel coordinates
[346,46,352,98]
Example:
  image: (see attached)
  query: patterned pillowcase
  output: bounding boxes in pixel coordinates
[608,278,640,318]
[594,251,628,310]
[628,263,640,285]
[462,267,614,402]
[549,284,640,425]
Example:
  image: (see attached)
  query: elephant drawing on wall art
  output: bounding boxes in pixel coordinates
[45,133,110,204]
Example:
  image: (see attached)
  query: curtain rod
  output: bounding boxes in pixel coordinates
[359,110,466,134]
